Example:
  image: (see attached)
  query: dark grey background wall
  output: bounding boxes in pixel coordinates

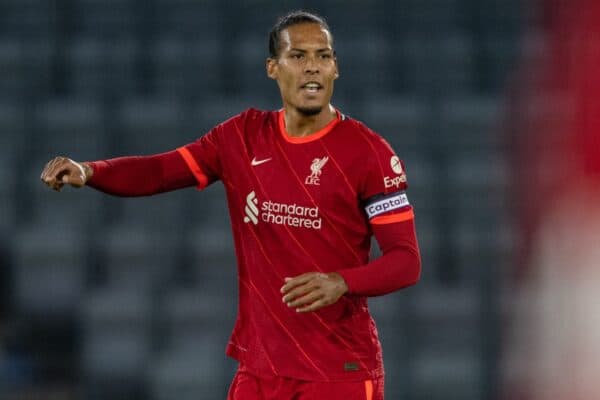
[0,0,535,399]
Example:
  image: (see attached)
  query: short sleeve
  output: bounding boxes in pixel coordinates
[176,112,245,189]
[360,133,413,223]
[360,135,408,198]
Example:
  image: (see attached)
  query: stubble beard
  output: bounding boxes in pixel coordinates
[296,106,323,116]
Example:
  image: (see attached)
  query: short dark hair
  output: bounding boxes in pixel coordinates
[268,10,332,58]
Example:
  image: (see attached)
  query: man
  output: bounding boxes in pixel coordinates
[41,11,420,400]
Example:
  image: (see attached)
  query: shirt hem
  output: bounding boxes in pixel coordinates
[226,346,384,383]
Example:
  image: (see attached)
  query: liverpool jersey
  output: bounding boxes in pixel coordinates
[176,108,414,382]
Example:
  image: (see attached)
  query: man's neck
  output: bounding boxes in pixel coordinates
[283,105,337,137]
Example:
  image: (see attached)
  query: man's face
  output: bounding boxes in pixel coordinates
[267,23,338,116]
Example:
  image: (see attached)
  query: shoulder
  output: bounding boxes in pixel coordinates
[217,108,277,129]
[216,107,266,125]
[342,117,408,197]
[337,113,394,153]
[209,108,277,137]
[244,107,277,120]
[341,114,408,190]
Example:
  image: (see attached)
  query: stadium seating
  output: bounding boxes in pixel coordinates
[80,287,152,399]
[393,0,466,34]
[0,0,57,37]
[317,0,387,36]
[447,154,509,217]
[21,40,55,99]
[437,96,504,153]
[411,214,441,287]
[234,0,293,34]
[186,224,238,291]
[160,287,235,344]
[33,97,107,161]
[11,227,87,318]
[148,286,236,399]
[65,37,140,98]
[409,286,483,399]
[0,40,26,101]
[333,34,393,99]
[74,0,141,37]
[150,37,222,100]
[116,97,186,154]
[0,103,25,169]
[0,169,15,238]
[362,96,429,151]
[481,34,519,92]
[232,34,274,97]
[471,0,525,35]
[99,223,181,291]
[148,332,230,400]
[412,349,483,399]
[0,39,54,101]
[399,34,475,94]
[154,0,221,36]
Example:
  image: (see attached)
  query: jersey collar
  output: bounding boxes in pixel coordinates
[278,109,341,144]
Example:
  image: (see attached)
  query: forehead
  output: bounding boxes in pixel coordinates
[279,23,333,51]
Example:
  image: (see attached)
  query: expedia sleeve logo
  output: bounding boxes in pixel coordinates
[390,156,403,174]
[365,191,410,219]
[384,155,407,189]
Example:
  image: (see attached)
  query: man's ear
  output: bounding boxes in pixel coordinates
[333,54,339,80]
[266,57,278,80]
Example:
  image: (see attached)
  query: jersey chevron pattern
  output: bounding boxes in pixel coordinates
[177,108,413,382]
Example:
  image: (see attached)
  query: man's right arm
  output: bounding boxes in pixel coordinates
[41,110,241,195]
[40,150,197,196]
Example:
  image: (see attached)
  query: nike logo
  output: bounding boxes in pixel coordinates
[251,157,272,166]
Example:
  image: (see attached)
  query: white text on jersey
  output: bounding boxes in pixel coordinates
[243,191,322,229]
[384,175,407,189]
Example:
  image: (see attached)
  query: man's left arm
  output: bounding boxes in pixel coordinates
[281,209,421,312]
[336,212,421,296]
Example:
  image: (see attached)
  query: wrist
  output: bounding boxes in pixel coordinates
[329,272,349,296]
[334,270,353,295]
[81,162,94,183]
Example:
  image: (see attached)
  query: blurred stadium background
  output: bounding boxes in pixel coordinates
[3,0,593,399]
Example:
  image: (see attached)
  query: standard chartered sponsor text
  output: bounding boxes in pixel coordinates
[261,200,322,229]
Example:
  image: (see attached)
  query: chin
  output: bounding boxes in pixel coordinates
[296,106,323,116]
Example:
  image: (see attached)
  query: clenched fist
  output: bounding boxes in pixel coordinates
[40,156,92,191]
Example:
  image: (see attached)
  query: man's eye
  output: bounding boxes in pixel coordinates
[320,54,332,59]
[292,54,304,59]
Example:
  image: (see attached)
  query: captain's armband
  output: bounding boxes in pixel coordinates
[364,191,410,220]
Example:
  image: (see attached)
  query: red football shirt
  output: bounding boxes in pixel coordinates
[176,108,413,382]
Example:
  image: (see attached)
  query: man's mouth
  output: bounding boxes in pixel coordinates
[300,82,323,93]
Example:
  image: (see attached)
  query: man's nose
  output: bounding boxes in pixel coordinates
[304,55,319,74]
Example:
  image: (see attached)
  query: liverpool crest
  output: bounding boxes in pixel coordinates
[305,156,329,185]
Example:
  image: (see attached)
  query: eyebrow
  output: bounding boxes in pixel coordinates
[289,48,333,53]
